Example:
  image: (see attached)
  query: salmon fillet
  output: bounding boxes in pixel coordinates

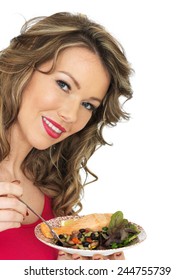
[41,213,112,238]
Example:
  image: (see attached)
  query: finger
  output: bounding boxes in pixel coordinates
[0,197,27,217]
[109,252,125,260]
[0,209,25,223]
[0,221,21,232]
[57,252,90,260]
[72,253,89,260]
[92,254,107,260]
[0,182,23,197]
[57,251,73,260]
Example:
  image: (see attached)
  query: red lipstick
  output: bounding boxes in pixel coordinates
[42,116,66,139]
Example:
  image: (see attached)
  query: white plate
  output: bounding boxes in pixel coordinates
[35,215,147,257]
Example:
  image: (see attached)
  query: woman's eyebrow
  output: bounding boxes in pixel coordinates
[58,71,80,89]
[89,97,102,103]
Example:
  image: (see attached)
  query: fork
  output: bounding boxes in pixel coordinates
[17,197,64,246]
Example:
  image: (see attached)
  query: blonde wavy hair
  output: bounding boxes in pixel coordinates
[0,12,133,216]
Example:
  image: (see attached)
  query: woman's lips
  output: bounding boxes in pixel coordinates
[42,116,66,139]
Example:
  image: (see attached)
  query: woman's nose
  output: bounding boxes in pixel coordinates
[58,99,80,123]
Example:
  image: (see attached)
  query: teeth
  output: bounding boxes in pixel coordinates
[43,117,62,134]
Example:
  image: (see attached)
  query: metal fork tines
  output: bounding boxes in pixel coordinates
[17,197,64,246]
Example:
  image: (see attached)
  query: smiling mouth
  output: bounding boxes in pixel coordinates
[42,116,66,139]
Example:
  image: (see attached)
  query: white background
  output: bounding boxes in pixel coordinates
[0,0,194,278]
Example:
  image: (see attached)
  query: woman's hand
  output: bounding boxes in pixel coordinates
[0,181,27,232]
[57,251,125,260]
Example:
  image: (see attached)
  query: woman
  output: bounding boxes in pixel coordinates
[0,12,133,260]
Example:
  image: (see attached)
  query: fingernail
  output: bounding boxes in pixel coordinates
[58,252,66,257]
[73,255,81,260]
[11,180,21,184]
[93,256,103,260]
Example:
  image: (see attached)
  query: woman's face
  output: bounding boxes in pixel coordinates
[15,47,110,150]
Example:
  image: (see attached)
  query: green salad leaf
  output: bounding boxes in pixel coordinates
[101,211,141,249]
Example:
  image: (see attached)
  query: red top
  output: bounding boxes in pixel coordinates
[0,195,59,260]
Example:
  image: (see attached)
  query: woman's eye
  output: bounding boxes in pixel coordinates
[57,80,70,92]
[82,102,96,112]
